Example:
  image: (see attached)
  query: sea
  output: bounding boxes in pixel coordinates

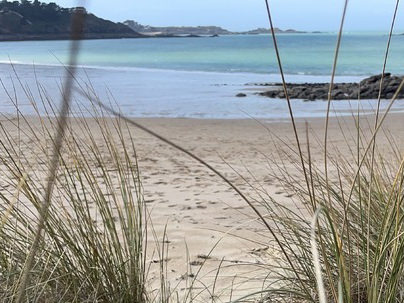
[1,33,404,119]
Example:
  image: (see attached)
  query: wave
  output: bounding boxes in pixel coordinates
[0,60,22,64]
[0,60,370,84]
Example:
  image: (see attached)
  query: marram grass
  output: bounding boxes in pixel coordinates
[235,121,404,303]
[0,108,147,302]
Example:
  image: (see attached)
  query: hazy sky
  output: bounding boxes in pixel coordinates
[45,1,403,32]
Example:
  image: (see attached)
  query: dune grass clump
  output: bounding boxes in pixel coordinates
[0,103,147,301]
[240,123,404,303]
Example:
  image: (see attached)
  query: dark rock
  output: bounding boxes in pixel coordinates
[257,73,404,100]
[308,94,316,101]
[348,92,359,99]
[236,93,247,97]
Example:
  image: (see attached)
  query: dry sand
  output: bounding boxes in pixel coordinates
[129,114,404,298]
[1,112,403,300]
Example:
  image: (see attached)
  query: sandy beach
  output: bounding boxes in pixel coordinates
[2,112,402,300]
[128,114,404,297]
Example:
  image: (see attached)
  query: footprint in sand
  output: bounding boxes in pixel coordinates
[197,254,212,260]
[190,260,204,266]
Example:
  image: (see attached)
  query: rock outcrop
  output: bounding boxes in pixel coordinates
[258,74,404,101]
[243,28,306,34]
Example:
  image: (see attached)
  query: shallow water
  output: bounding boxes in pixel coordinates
[2,34,404,75]
[1,34,404,119]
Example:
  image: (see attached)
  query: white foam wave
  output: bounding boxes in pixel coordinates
[0,60,368,84]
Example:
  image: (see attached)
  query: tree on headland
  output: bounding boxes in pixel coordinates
[0,0,137,37]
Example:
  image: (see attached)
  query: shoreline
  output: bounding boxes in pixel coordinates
[0,33,220,42]
[0,31,325,43]
[1,61,404,120]
[4,108,404,124]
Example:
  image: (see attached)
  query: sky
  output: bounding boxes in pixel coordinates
[43,0,403,32]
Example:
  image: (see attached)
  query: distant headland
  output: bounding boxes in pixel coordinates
[0,0,142,41]
[123,20,307,37]
[0,0,308,42]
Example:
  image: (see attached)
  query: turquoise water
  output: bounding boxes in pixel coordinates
[1,33,404,76]
[1,34,404,118]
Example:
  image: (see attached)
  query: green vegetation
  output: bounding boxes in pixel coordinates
[238,122,404,302]
[0,0,140,40]
[0,106,147,301]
